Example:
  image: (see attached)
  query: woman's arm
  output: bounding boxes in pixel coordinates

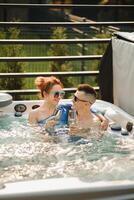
[28,110,38,124]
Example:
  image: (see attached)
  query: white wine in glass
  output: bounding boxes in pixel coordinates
[68,109,77,125]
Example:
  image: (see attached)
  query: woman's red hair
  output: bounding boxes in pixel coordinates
[35,76,63,98]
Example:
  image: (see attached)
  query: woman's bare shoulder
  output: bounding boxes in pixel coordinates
[28,107,40,124]
[29,108,39,116]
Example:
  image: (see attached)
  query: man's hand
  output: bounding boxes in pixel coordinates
[69,124,81,135]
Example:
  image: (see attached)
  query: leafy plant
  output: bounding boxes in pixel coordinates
[0,27,26,100]
[47,27,73,94]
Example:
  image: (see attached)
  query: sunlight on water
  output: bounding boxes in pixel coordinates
[0,114,134,184]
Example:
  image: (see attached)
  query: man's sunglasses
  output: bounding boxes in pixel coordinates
[50,91,65,98]
[73,95,92,104]
[73,95,87,102]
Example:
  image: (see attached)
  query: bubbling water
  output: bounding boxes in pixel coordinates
[1,114,134,184]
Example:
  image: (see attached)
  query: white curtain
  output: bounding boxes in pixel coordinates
[112,33,134,116]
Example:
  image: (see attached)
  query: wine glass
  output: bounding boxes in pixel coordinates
[45,109,62,135]
[68,109,77,126]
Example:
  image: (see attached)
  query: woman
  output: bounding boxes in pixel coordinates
[69,84,108,138]
[28,76,65,128]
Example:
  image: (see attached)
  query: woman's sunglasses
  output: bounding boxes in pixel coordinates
[50,91,65,98]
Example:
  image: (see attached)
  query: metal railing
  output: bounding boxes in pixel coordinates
[0,55,102,62]
[0,38,110,44]
[0,71,99,78]
[0,4,134,8]
[0,21,134,27]
[0,37,108,97]
[0,3,134,98]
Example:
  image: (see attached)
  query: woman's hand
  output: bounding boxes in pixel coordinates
[44,119,56,129]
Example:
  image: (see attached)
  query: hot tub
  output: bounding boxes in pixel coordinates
[0,99,134,200]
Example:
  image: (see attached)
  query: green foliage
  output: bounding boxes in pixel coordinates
[0,27,26,100]
[47,27,73,97]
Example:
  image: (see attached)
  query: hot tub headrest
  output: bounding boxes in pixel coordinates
[0,93,13,108]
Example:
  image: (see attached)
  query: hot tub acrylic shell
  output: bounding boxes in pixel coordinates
[1,99,134,130]
[1,178,134,200]
[0,99,134,199]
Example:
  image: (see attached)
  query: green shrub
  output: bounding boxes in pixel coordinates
[0,27,26,100]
